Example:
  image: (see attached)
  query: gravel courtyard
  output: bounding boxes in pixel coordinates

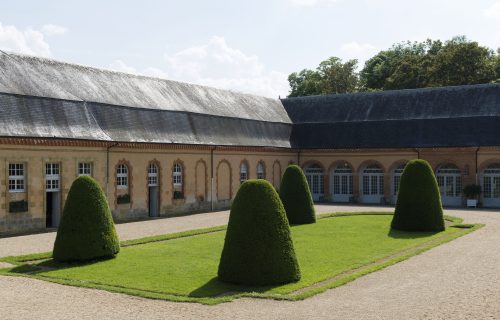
[1,205,499,320]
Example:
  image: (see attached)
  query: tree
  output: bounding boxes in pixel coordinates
[279,165,316,225]
[288,69,323,97]
[53,176,120,262]
[360,36,498,91]
[391,160,445,232]
[218,179,301,285]
[288,57,359,97]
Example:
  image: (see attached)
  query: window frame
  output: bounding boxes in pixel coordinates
[78,162,92,177]
[116,164,129,189]
[8,163,25,193]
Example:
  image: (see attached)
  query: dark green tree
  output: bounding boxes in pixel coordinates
[391,160,445,232]
[53,176,120,262]
[218,179,301,285]
[360,37,498,91]
[279,165,316,225]
[288,57,359,97]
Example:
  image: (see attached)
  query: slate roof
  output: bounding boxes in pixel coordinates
[0,51,292,148]
[282,83,500,149]
[1,51,499,150]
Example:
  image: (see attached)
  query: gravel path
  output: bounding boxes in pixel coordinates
[1,206,499,319]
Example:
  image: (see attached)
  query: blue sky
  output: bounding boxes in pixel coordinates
[1,0,499,97]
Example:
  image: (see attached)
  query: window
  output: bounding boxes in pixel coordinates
[392,164,406,196]
[45,163,60,192]
[240,162,248,183]
[78,162,92,176]
[257,162,265,179]
[148,163,158,187]
[116,164,128,189]
[9,163,25,192]
[173,163,182,187]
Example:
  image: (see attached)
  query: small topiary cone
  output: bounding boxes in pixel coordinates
[218,179,301,285]
[279,165,316,225]
[391,159,445,232]
[53,176,120,262]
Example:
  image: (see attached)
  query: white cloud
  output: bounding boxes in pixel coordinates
[0,23,51,57]
[339,41,378,64]
[109,59,169,79]
[289,0,339,7]
[41,24,68,36]
[164,36,288,98]
[108,37,289,98]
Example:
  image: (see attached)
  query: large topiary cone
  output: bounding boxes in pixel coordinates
[391,159,445,232]
[218,179,301,285]
[279,165,316,225]
[53,176,120,262]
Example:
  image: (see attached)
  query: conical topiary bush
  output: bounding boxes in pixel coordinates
[218,179,301,285]
[53,176,120,262]
[279,165,316,225]
[391,159,445,232]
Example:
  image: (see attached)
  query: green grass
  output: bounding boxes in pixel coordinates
[0,212,481,304]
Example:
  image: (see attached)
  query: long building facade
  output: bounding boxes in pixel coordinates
[1,51,499,235]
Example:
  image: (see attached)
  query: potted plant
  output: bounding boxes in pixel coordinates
[463,184,481,208]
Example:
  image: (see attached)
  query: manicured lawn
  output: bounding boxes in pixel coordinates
[1,213,480,304]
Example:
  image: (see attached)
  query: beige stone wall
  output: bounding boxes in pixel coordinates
[2,142,500,235]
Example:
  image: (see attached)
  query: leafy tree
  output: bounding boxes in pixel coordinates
[288,57,359,97]
[360,36,498,91]
[288,69,323,97]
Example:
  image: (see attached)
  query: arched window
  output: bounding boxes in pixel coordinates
[173,163,182,187]
[331,163,353,202]
[257,162,265,179]
[116,164,128,189]
[392,163,406,196]
[148,163,158,187]
[305,164,324,201]
[360,164,384,203]
[240,162,248,183]
[436,164,461,206]
[483,163,500,207]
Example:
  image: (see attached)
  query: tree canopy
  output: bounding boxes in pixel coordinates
[287,36,499,97]
[288,57,358,97]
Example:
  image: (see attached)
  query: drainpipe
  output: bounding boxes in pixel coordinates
[413,148,420,159]
[210,146,216,211]
[106,142,119,198]
[475,147,480,185]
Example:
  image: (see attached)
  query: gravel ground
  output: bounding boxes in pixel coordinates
[1,205,499,320]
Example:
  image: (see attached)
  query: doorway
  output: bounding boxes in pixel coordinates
[148,163,160,217]
[45,163,61,228]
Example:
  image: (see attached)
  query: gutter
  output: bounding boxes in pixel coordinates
[106,142,119,198]
[475,147,480,184]
[210,146,216,211]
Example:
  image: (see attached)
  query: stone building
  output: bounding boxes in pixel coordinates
[0,51,499,235]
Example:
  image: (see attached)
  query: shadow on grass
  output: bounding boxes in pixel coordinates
[188,276,273,298]
[387,228,440,239]
[11,255,117,275]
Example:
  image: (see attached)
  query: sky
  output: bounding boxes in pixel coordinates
[0,0,499,98]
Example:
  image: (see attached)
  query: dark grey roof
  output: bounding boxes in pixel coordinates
[0,51,292,148]
[0,93,292,147]
[283,83,500,149]
[0,51,291,123]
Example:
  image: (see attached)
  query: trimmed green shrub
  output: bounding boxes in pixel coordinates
[218,179,301,285]
[391,159,445,232]
[279,165,316,225]
[53,176,120,262]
